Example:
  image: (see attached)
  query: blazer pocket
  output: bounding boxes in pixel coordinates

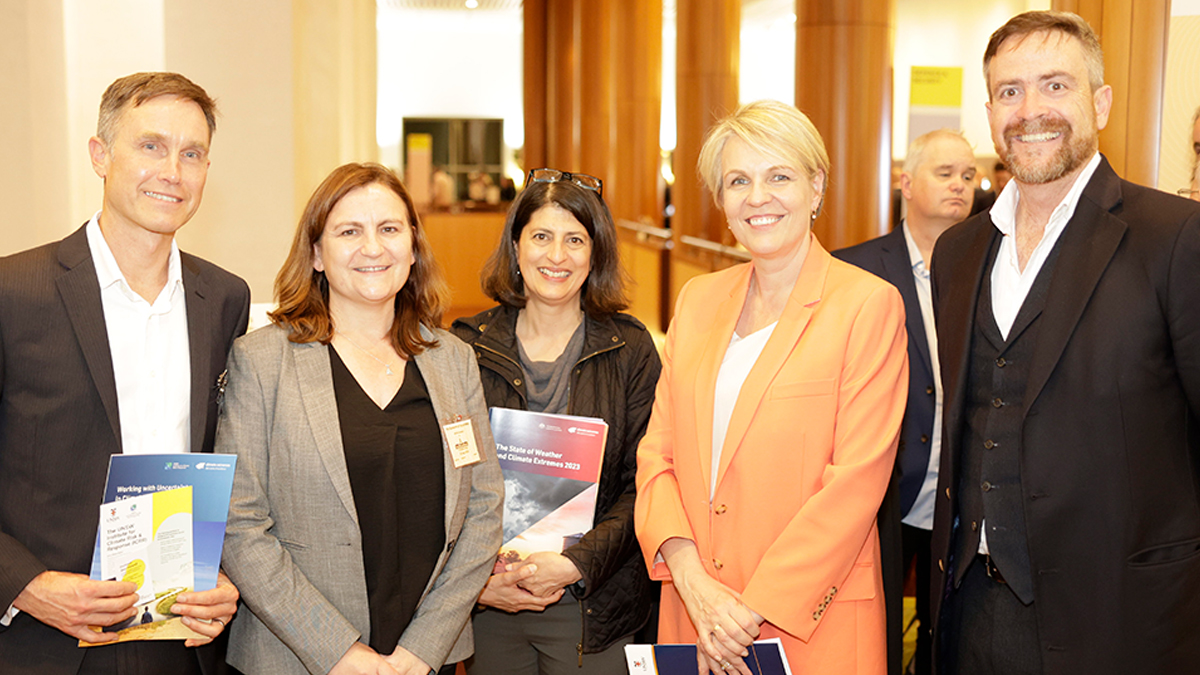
[277,538,309,552]
[1128,538,1200,567]
[834,562,879,601]
[770,378,836,399]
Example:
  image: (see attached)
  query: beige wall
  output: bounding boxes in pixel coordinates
[0,0,375,304]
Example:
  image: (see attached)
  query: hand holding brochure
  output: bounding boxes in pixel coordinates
[84,454,237,645]
[488,408,607,563]
[624,639,793,675]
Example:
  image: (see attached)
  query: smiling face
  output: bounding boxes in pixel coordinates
[986,31,1111,187]
[516,204,593,310]
[89,95,211,240]
[313,182,415,313]
[719,137,823,263]
[903,135,977,229]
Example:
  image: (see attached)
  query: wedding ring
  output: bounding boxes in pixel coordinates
[213,617,226,627]
[720,660,732,671]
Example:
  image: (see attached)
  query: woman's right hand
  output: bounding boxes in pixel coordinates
[659,538,762,675]
[330,642,401,675]
[477,564,564,613]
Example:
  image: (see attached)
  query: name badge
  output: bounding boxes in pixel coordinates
[444,419,482,468]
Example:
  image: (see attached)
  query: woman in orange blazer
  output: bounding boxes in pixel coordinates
[635,100,908,675]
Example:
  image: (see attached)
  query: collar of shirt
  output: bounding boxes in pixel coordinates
[988,152,1102,243]
[86,213,184,311]
[901,219,929,280]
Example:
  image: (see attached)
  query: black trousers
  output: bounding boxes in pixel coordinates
[901,524,932,675]
[939,556,1042,675]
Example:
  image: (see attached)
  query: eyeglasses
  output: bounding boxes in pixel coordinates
[527,168,603,197]
[1177,187,1199,198]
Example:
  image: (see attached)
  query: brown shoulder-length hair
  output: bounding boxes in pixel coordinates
[480,178,628,319]
[269,162,449,357]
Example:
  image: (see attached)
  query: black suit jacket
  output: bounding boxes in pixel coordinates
[835,226,938,675]
[929,157,1200,674]
[0,224,250,674]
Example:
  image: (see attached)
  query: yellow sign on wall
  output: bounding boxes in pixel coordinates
[910,67,964,108]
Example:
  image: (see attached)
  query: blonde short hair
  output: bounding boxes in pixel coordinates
[697,100,830,214]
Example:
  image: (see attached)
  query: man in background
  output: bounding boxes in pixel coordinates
[836,128,977,675]
[0,72,249,674]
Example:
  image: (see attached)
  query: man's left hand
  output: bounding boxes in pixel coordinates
[384,645,432,675]
[515,551,582,598]
[172,571,238,647]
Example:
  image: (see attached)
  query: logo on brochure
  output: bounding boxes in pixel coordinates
[196,462,205,470]
[163,461,190,470]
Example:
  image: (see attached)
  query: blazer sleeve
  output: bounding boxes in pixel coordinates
[635,281,698,579]
[397,342,503,669]
[1170,213,1200,417]
[216,338,361,675]
[739,283,908,640]
[563,325,662,596]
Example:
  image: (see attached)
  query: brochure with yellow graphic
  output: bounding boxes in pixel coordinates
[82,453,238,645]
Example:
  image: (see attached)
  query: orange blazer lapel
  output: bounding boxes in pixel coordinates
[693,263,753,494]
[714,239,830,491]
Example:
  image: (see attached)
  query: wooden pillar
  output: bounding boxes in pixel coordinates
[796,0,893,250]
[609,0,663,225]
[674,0,739,246]
[1053,0,1169,187]
[523,0,548,173]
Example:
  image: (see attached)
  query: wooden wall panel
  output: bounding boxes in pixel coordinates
[1053,0,1169,186]
[796,0,894,250]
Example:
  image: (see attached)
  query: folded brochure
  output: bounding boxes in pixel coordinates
[625,639,793,675]
[83,453,237,645]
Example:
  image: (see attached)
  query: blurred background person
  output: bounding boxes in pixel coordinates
[836,129,977,675]
[455,168,661,675]
[636,100,908,675]
[218,163,503,675]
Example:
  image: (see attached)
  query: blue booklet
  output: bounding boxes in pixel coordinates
[84,454,237,643]
[625,639,793,675]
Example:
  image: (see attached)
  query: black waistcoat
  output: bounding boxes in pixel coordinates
[953,232,1065,604]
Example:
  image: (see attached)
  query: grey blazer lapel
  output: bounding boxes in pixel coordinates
[293,341,360,526]
[413,338,471,544]
[182,256,215,452]
[54,227,122,446]
[1023,163,1126,416]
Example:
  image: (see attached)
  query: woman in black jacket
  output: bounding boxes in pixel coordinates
[454,169,661,674]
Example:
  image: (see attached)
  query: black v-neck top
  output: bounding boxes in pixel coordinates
[329,347,445,653]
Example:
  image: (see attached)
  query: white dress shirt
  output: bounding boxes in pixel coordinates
[87,215,192,455]
[901,222,942,531]
[978,152,1101,554]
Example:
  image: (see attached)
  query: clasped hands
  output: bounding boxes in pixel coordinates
[477,551,582,613]
[330,642,431,675]
[13,569,239,647]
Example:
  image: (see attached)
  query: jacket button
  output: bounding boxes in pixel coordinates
[995,357,1006,367]
[920,434,929,444]
[938,559,945,571]
[611,335,619,342]
[479,324,488,331]
[971,521,978,531]
[981,481,994,492]
[715,504,727,515]
[813,611,820,620]
[713,559,723,570]
[926,385,934,395]
[586,608,593,614]
[945,487,951,498]
[992,397,1004,408]
[514,378,522,386]
[983,439,996,449]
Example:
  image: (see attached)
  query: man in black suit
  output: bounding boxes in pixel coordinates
[930,11,1200,674]
[0,72,249,674]
[836,129,976,675]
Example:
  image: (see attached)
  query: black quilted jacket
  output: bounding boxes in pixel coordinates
[452,305,661,653]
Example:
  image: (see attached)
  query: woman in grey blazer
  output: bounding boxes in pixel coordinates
[216,163,503,675]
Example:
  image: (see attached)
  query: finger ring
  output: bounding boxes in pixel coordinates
[213,617,226,627]
[720,661,732,671]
